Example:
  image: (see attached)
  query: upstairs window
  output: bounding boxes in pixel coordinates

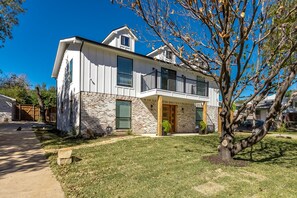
[117,56,133,87]
[69,59,73,83]
[121,36,130,47]
[165,51,173,60]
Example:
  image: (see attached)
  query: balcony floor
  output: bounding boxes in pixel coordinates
[138,89,209,103]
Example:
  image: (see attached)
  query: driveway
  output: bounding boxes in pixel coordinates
[0,122,64,198]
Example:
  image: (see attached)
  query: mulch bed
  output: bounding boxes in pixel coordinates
[203,155,249,167]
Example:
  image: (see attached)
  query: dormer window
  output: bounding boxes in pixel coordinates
[165,51,172,60]
[121,36,130,47]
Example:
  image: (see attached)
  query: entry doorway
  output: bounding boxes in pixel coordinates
[163,104,176,132]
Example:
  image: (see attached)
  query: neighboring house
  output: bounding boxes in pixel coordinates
[0,94,16,122]
[52,26,219,136]
[235,94,297,123]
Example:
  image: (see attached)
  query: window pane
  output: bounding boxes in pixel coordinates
[121,36,130,47]
[117,57,133,86]
[196,107,203,125]
[116,101,131,117]
[116,118,131,129]
[117,73,132,86]
[69,59,73,82]
[116,101,131,129]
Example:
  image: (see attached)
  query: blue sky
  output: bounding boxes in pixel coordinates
[0,0,151,88]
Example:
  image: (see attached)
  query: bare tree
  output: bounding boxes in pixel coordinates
[113,0,297,161]
[36,86,46,123]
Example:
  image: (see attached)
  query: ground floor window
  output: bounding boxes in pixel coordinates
[116,100,131,129]
[196,107,203,125]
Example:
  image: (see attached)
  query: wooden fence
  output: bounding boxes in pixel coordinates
[15,104,56,122]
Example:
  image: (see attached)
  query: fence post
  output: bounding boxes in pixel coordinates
[19,104,21,121]
[33,105,35,121]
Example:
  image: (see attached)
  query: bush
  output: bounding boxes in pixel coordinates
[162,120,171,135]
[199,121,207,134]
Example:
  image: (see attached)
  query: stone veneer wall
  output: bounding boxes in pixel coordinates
[207,105,219,131]
[80,92,219,134]
[80,92,157,134]
[165,101,196,133]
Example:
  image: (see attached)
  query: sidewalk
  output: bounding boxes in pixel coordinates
[0,122,64,198]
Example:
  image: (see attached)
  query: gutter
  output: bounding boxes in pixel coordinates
[79,40,84,136]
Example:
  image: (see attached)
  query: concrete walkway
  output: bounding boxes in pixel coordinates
[0,122,64,198]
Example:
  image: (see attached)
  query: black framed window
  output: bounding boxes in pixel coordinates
[117,56,133,87]
[196,107,203,125]
[165,51,172,59]
[161,67,176,91]
[69,59,73,83]
[116,100,131,129]
[121,36,130,47]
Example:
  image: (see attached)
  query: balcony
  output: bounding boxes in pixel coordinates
[140,70,209,102]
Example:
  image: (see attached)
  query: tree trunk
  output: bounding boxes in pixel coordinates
[219,133,233,161]
[36,86,46,123]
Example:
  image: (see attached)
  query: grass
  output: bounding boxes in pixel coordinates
[34,130,123,150]
[44,134,297,198]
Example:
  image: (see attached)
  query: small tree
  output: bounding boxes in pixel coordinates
[113,0,297,161]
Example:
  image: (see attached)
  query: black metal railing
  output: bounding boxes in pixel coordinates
[141,70,209,97]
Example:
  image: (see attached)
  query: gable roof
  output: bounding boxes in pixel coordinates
[147,45,168,56]
[102,25,138,44]
[52,36,204,79]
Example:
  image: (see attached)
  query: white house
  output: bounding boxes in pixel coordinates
[0,94,16,123]
[51,26,219,136]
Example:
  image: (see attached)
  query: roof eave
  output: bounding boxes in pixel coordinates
[51,37,82,78]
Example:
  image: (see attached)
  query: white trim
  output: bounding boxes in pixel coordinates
[0,94,16,101]
[52,37,82,78]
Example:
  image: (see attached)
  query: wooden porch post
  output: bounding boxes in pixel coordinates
[203,102,207,125]
[157,95,163,136]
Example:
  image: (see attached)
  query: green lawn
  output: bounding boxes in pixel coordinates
[45,135,297,197]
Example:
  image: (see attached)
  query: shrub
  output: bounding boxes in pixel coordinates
[127,129,133,135]
[199,121,207,134]
[162,120,171,135]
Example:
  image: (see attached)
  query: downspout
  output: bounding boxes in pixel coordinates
[79,40,84,136]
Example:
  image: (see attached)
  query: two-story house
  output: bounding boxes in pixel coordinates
[51,26,219,136]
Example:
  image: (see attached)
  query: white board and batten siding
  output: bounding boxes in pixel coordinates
[79,42,219,107]
[56,43,82,131]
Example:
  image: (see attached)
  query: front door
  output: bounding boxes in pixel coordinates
[163,104,176,132]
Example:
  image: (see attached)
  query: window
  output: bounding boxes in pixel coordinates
[121,36,130,47]
[117,56,133,87]
[116,100,131,129]
[161,67,176,91]
[69,59,73,83]
[197,76,206,96]
[165,51,172,59]
[61,101,64,113]
[196,107,203,126]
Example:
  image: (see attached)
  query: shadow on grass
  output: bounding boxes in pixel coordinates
[34,130,94,150]
[234,138,297,168]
